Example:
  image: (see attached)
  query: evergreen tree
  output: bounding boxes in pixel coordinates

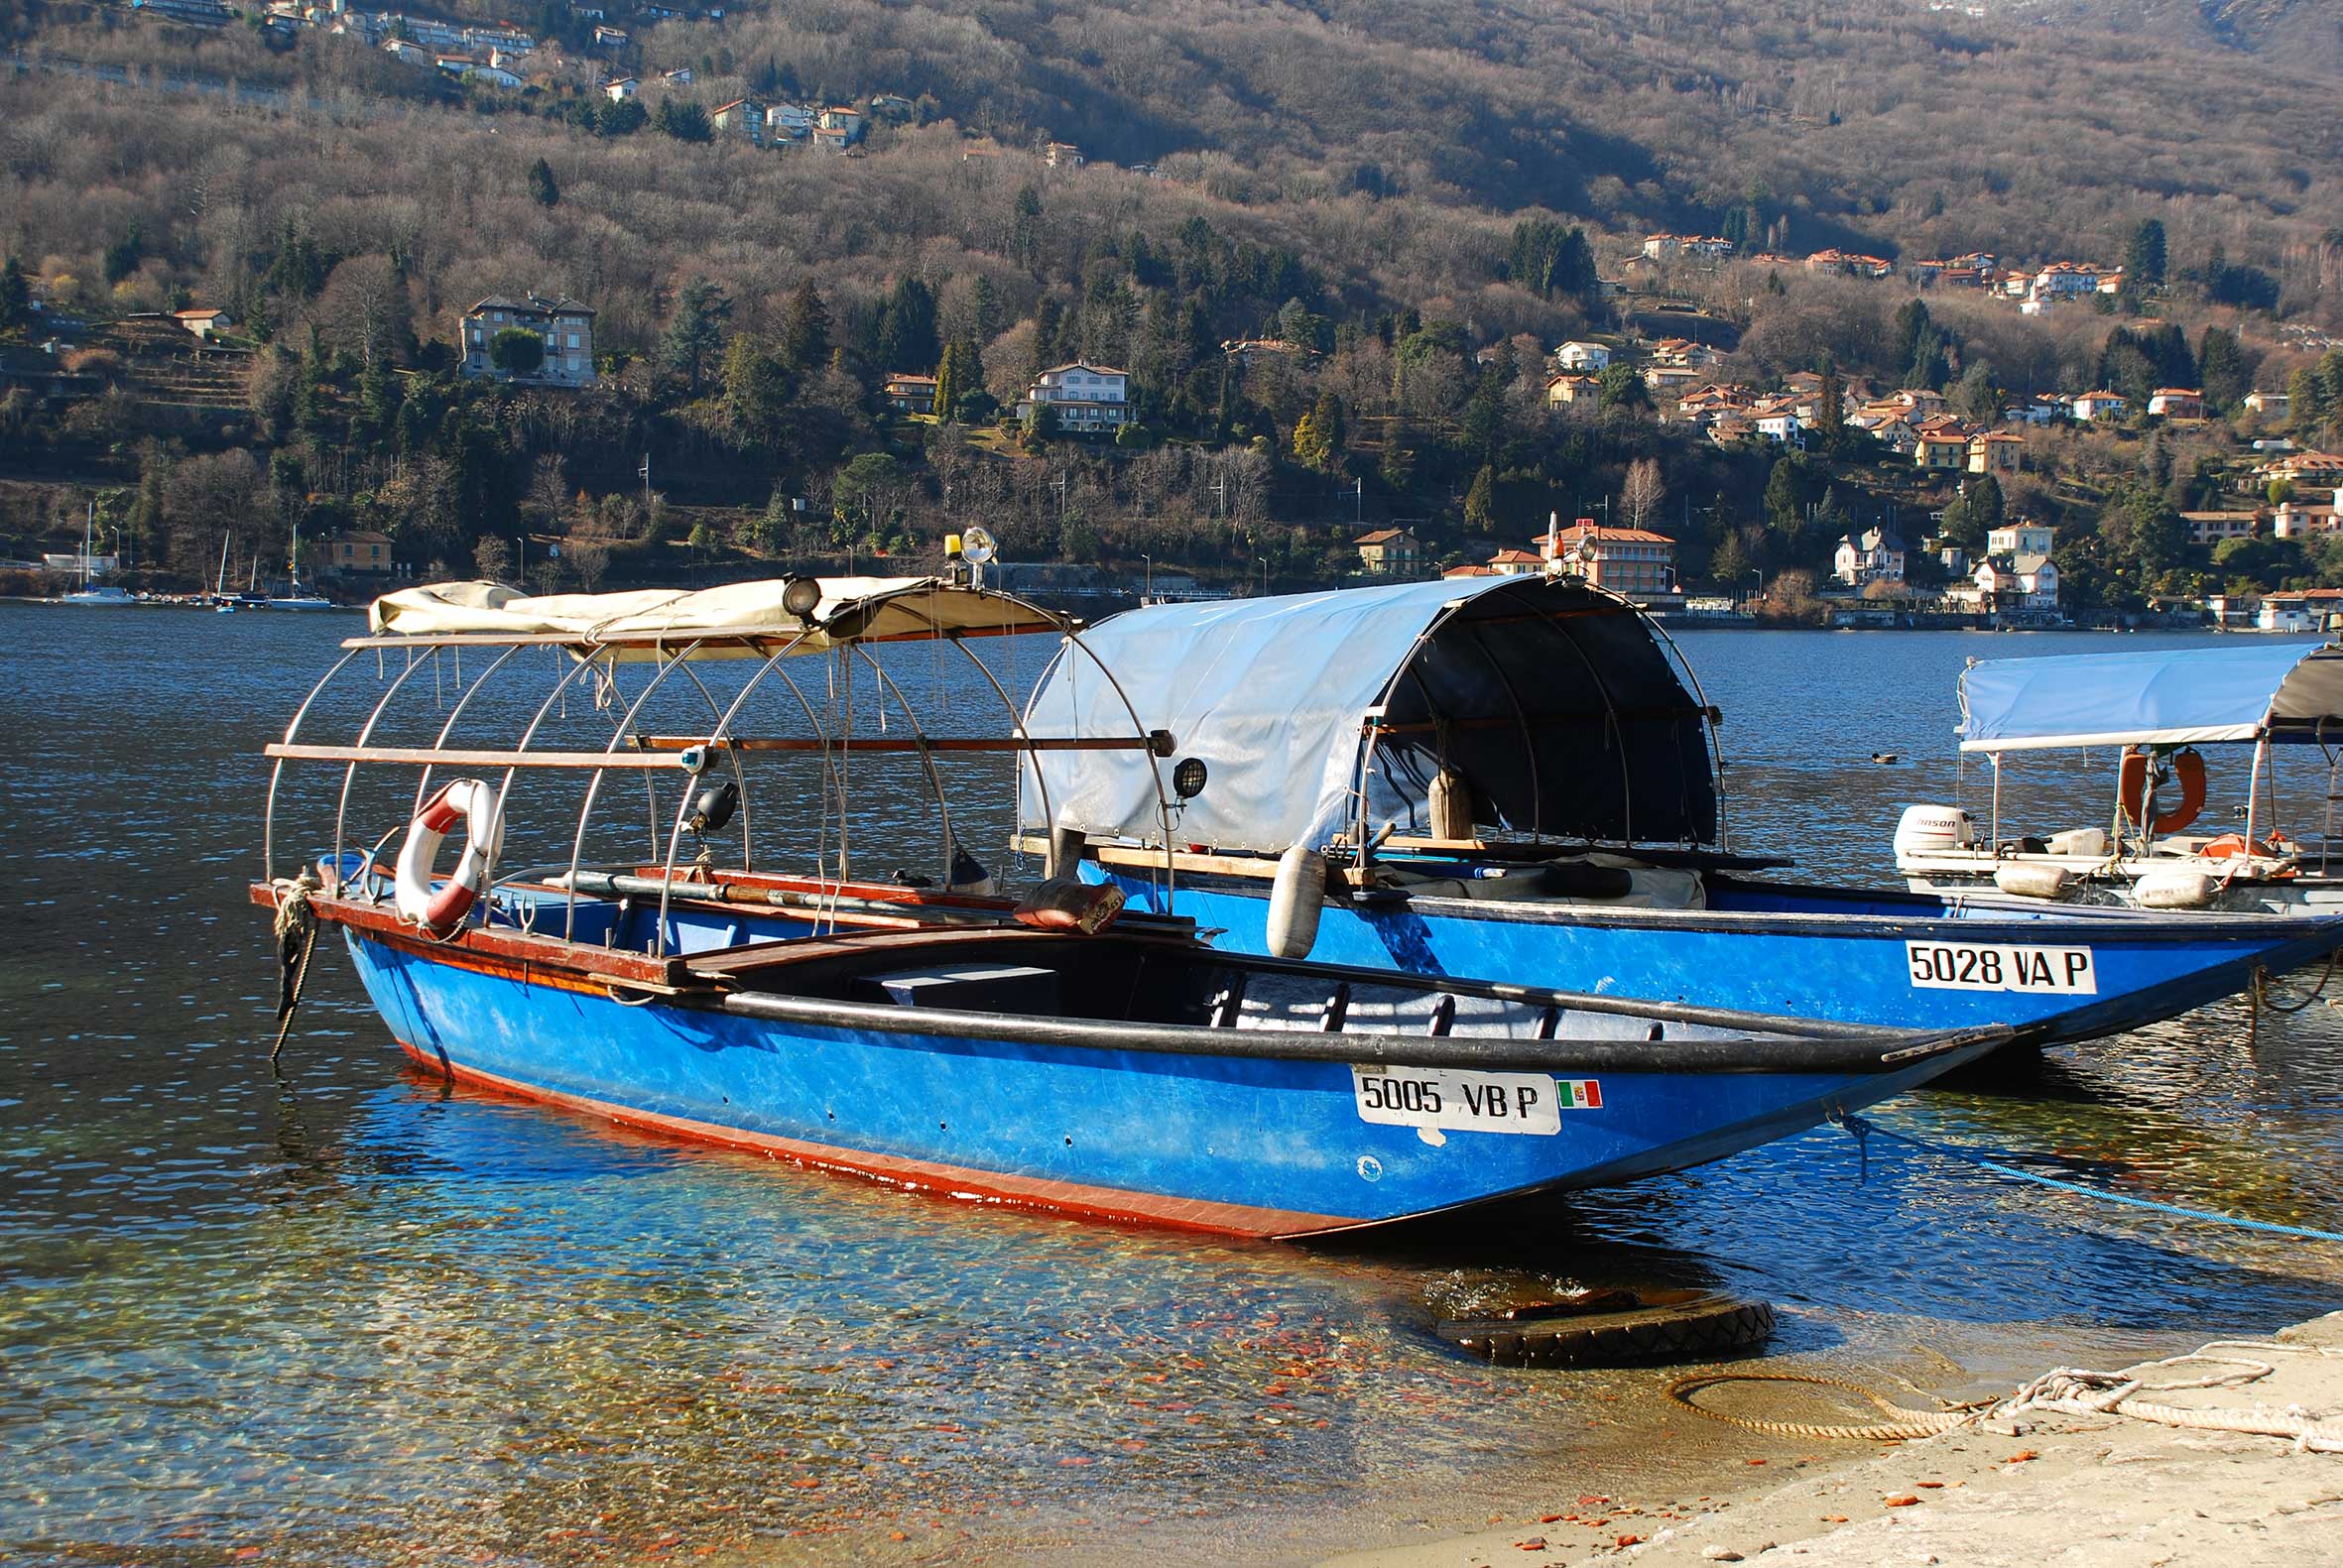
[779,280,830,374]
[0,253,29,334]
[527,158,559,207]
[931,339,975,422]
[1011,184,1045,272]
[357,354,398,442]
[102,222,144,287]
[1463,463,1497,535]
[656,100,713,143]
[720,335,789,444]
[661,277,731,396]
[2196,326,2248,415]
[1890,300,1932,383]
[1507,219,1597,301]
[876,276,938,373]
[1763,455,1805,542]
[1816,360,1845,455]
[1596,364,1648,410]
[2124,218,2167,289]
[970,275,1003,342]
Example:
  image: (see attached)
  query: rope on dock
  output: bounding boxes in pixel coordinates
[1834,1113,2343,1245]
[1668,1341,2343,1449]
[1996,1343,2343,1454]
[1664,1371,1971,1441]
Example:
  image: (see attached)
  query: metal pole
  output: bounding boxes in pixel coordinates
[2245,733,2267,852]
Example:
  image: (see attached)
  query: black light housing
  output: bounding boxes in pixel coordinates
[780,575,823,618]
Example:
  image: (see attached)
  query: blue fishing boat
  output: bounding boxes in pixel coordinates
[253,573,2009,1239]
[1015,575,2343,1046]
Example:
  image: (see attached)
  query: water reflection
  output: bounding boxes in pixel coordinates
[4,608,2341,1565]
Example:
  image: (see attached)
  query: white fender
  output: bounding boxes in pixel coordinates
[395,779,506,935]
[2135,870,2219,909]
[1992,863,2071,901]
[1266,843,1326,959]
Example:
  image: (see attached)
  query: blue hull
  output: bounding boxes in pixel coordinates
[1091,871,2343,1047]
[344,930,1997,1238]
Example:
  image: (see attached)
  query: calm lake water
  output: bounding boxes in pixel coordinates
[3,604,2339,1566]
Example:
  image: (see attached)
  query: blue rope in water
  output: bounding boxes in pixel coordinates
[1837,1113,2343,1245]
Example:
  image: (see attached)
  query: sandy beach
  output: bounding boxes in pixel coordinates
[1323,1311,2343,1568]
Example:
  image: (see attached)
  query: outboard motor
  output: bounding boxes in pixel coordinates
[1893,804,1975,861]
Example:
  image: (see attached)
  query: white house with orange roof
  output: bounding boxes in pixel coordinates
[1019,362,1130,431]
[2147,388,2205,421]
[1968,431,2026,474]
[1544,520,1675,599]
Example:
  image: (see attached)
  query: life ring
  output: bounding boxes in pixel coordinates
[394,779,505,936]
[2200,832,2296,862]
[2118,747,2205,835]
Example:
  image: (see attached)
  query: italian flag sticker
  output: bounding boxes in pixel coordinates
[1557,1078,1604,1109]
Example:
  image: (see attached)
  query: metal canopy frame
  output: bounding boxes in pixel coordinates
[263,579,1186,956]
[1346,575,1730,861]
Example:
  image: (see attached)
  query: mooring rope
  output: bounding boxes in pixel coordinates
[1836,1112,2343,1245]
[268,867,322,1065]
[1665,1371,1971,1441]
[2255,946,2340,1016]
[1672,1341,2343,1449]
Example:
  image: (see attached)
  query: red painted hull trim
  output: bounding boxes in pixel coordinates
[392,1040,1358,1241]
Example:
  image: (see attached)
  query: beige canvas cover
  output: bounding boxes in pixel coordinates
[367,577,1063,656]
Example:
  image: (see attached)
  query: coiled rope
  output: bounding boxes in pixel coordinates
[268,866,322,1065]
[1836,1112,2343,1245]
[1668,1341,2343,1448]
[1665,1371,1972,1441]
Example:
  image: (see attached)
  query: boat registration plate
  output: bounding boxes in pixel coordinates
[1350,1065,1572,1136]
[1905,940,2097,995]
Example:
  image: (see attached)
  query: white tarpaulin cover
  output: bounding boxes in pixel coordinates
[367,577,1062,656]
[1021,575,1718,854]
[1958,641,2343,752]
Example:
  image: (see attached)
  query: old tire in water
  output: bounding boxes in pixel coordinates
[1436,1288,1776,1368]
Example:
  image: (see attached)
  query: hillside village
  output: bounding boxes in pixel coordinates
[4,0,2343,628]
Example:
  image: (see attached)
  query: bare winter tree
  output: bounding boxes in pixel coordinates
[1622,457,1665,534]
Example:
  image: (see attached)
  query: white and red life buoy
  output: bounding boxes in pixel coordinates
[395,779,505,935]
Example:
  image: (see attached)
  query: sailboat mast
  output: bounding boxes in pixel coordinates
[82,501,93,589]
[217,534,231,597]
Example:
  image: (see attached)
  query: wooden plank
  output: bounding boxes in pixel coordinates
[1008,834,1284,881]
[266,743,682,770]
[244,881,692,986]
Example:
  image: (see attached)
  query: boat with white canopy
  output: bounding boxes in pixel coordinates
[251,569,2015,1240]
[1017,576,2343,1046]
[1895,641,2343,912]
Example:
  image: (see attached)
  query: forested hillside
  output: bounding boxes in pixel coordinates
[3,0,2341,613]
